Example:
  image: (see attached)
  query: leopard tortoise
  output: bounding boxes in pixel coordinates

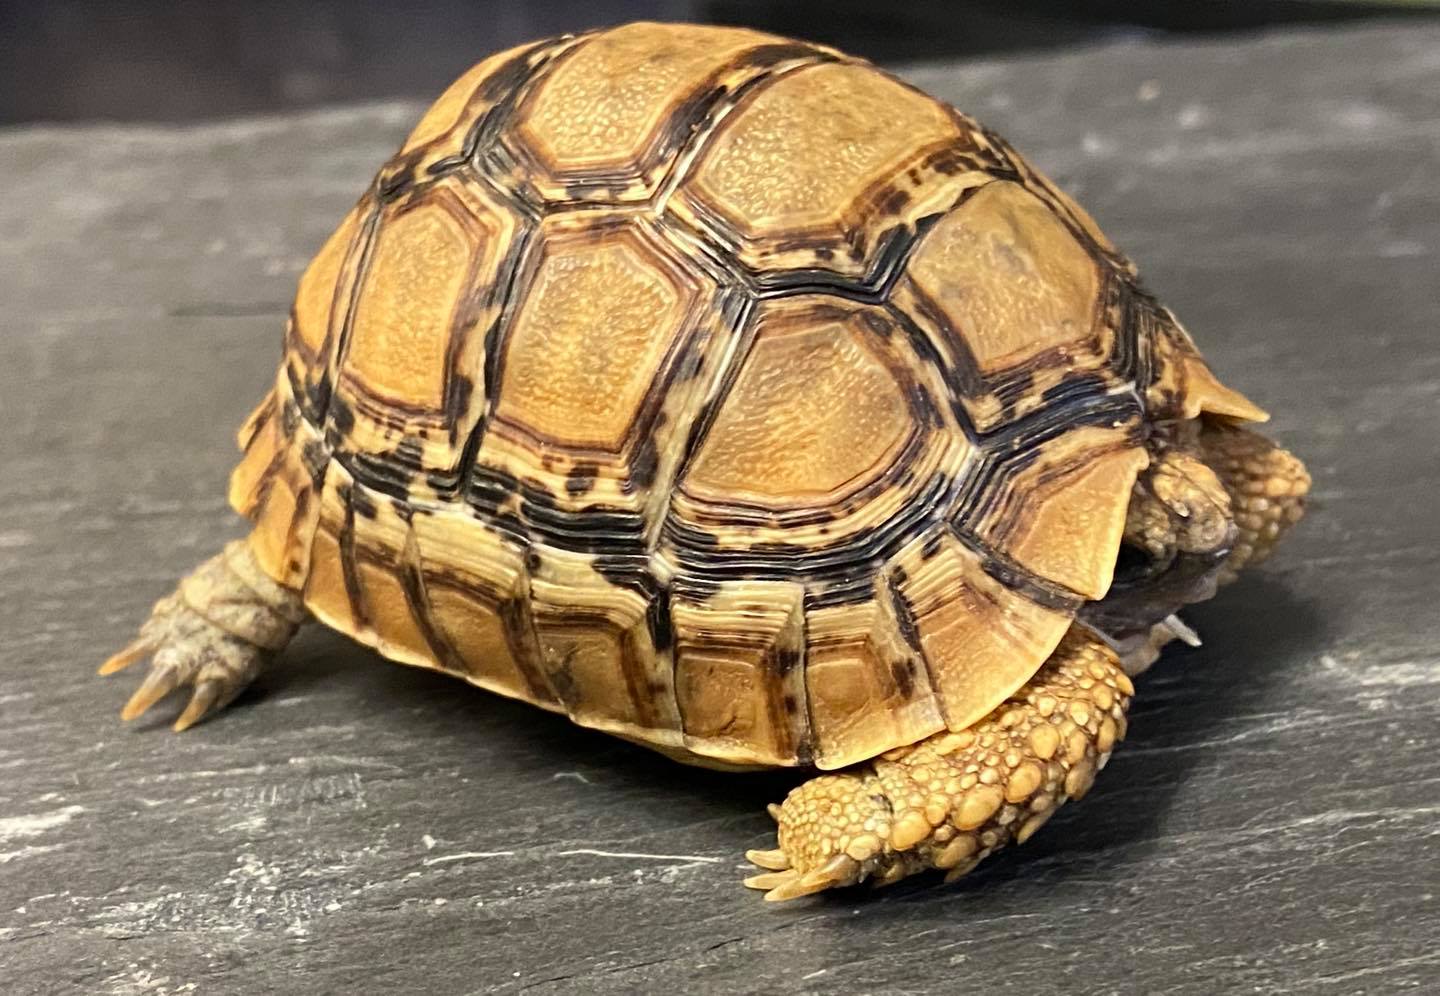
[102,22,1310,900]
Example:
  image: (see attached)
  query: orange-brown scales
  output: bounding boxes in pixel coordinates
[101,22,1310,900]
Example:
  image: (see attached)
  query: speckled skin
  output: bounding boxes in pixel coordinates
[1203,425,1312,584]
[746,630,1130,899]
[744,426,1307,898]
[99,22,1312,900]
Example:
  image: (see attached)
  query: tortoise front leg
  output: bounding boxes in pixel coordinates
[99,536,306,731]
[1125,423,1308,589]
[744,627,1131,901]
[1199,423,1310,584]
[1085,424,1309,675]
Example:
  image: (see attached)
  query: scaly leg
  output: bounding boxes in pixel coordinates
[100,537,306,731]
[744,628,1131,900]
[1199,423,1310,584]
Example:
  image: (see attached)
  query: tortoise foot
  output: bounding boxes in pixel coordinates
[100,538,305,731]
[745,628,1132,901]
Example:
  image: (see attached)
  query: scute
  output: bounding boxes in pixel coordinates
[410,507,555,704]
[895,178,1132,434]
[345,199,472,408]
[230,374,325,589]
[470,210,731,554]
[383,38,574,185]
[682,302,915,505]
[978,428,1150,600]
[887,529,1073,733]
[293,206,363,356]
[527,546,680,742]
[398,50,514,156]
[493,218,695,451]
[285,204,369,422]
[509,23,782,201]
[329,175,523,489]
[673,60,961,279]
[671,581,807,767]
[663,296,973,614]
[804,598,945,769]
[908,180,1101,374]
[235,22,1247,773]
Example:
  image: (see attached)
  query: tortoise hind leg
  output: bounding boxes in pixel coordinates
[744,628,1132,901]
[100,537,306,731]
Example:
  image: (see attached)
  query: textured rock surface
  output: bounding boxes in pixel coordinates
[2,21,1438,996]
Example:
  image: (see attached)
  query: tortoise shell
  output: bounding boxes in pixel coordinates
[228,22,1263,770]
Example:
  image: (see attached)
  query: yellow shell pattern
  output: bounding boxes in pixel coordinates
[228,23,1254,771]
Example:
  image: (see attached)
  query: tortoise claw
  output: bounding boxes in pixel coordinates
[942,859,982,884]
[762,855,861,902]
[172,678,228,732]
[120,657,183,720]
[743,854,861,902]
[99,638,155,675]
[870,862,908,889]
[117,639,262,731]
[742,870,797,892]
[745,848,790,871]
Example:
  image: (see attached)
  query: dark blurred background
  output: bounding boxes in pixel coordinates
[3,0,1438,124]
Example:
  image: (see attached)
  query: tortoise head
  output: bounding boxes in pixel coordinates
[1078,301,1309,659]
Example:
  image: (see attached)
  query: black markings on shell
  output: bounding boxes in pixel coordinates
[889,658,916,699]
[565,461,599,496]
[886,571,923,652]
[269,23,1172,764]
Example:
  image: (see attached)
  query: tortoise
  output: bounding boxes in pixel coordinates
[101,21,1310,900]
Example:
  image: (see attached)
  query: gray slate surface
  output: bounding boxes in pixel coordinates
[3,21,1439,996]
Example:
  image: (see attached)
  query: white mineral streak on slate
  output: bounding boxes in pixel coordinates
[1,21,1438,996]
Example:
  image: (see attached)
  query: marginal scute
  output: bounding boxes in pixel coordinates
[228,393,283,519]
[975,425,1149,599]
[1180,354,1270,422]
[230,374,326,588]
[1144,303,1268,423]
[303,462,360,635]
[411,508,556,707]
[889,530,1072,732]
[352,508,435,667]
[527,547,681,742]
[672,581,808,767]
[805,600,944,770]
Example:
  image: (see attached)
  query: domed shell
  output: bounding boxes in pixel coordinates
[228,22,1261,770]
